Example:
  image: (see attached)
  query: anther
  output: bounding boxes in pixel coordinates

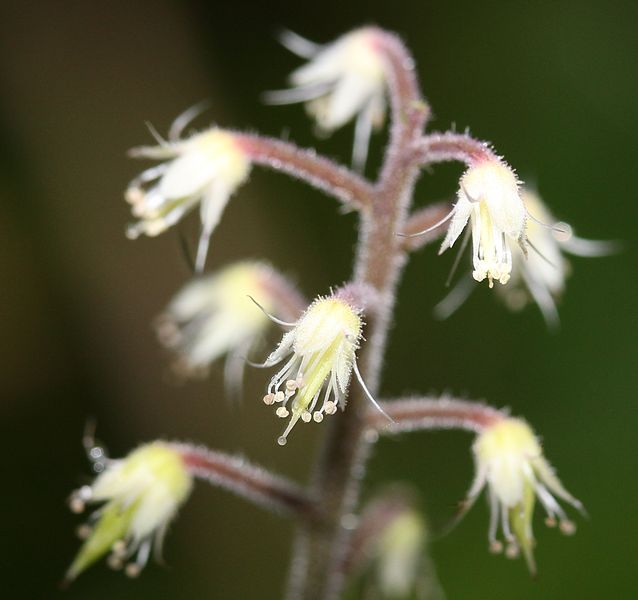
[489,540,503,554]
[313,412,324,423]
[274,391,285,403]
[559,520,576,535]
[263,393,275,405]
[125,563,142,578]
[324,401,337,415]
[112,540,127,556]
[107,554,123,570]
[69,497,85,514]
[75,524,92,540]
[276,406,289,418]
[505,543,520,559]
[544,516,557,528]
[301,411,312,423]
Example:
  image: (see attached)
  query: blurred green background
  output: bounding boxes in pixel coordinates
[1,0,636,598]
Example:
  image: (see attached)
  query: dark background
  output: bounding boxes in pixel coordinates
[1,1,636,598]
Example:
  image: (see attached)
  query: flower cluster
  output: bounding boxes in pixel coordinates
[63,24,609,592]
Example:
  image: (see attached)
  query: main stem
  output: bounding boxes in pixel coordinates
[285,30,427,600]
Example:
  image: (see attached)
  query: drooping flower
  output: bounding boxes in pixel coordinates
[465,417,583,573]
[66,442,192,581]
[440,158,527,287]
[497,189,615,327]
[265,28,387,170]
[434,188,614,325]
[126,126,251,272]
[260,293,378,445]
[156,261,303,393]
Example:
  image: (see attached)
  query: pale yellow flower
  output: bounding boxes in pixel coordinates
[466,417,583,572]
[498,189,615,327]
[156,261,299,394]
[261,295,377,445]
[67,442,192,581]
[126,127,250,272]
[266,28,387,170]
[440,158,527,287]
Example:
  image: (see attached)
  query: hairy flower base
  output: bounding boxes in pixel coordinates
[261,295,363,445]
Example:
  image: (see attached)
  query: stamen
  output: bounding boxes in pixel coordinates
[353,359,394,423]
[75,524,92,539]
[559,520,577,535]
[505,543,520,559]
[397,207,455,238]
[247,295,297,327]
[323,400,337,415]
[144,121,167,146]
[169,100,211,142]
[276,406,289,418]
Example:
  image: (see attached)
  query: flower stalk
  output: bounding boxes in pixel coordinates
[285,29,430,600]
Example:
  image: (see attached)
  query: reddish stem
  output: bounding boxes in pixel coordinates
[369,397,506,433]
[176,444,320,521]
[235,133,374,209]
[417,132,497,167]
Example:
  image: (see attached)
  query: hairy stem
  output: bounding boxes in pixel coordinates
[416,132,497,167]
[177,444,320,520]
[369,397,505,433]
[236,133,374,209]
[286,30,428,600]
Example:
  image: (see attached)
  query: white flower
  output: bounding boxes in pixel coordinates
[156,261,300,393]
[265,28,387,170]
[498,189,615,327]
[440,158,527,287]
[260,295,375,445]
[67,442,192,581]
[465,417,583,573]
[126,127,251,272]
